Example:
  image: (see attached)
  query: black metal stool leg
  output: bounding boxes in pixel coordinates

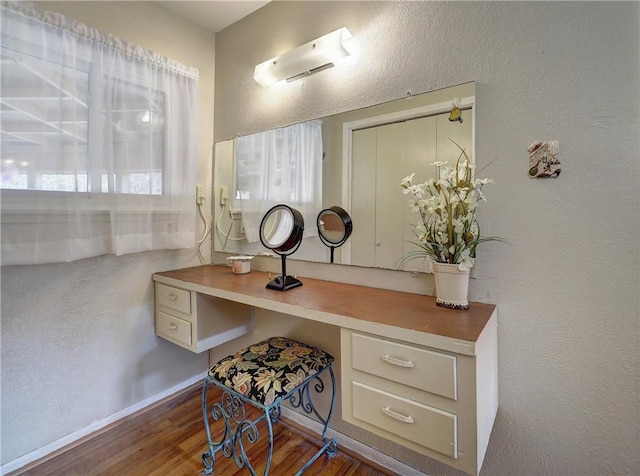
[290,365,338,474]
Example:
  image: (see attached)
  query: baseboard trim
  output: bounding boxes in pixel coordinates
[1,372,207,475]
[280,406,427,476]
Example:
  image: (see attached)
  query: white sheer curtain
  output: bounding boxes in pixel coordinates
[234,121,322,243]
[0,1,198,265]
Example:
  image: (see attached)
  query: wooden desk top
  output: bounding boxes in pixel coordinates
[153,265,496,356]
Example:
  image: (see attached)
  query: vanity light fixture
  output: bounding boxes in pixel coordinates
[253,27,352,87]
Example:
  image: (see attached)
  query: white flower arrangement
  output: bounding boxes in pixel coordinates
[399,141,504,271]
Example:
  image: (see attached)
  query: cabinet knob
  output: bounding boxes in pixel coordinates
[166,293,178,301]
[166,322,178,330]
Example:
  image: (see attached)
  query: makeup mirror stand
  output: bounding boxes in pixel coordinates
[260,204,305,291]
[268,253,302,291]
[317,206,353,264]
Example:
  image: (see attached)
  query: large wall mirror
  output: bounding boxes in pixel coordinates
[213,82,474,272]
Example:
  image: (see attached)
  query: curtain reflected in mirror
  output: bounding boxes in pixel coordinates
[234,121,322,244]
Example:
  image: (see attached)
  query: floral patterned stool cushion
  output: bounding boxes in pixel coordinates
[208,336,335,407]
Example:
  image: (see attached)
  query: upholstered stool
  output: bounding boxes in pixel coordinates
[202,336,337,475]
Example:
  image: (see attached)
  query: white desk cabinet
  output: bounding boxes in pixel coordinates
[152,265,497,474]
[154,282,254,353]
[341,324,497,476]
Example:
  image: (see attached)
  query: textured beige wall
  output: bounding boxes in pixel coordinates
[213,1,640,475]
[1,1,215,465]
[2,2,638,475]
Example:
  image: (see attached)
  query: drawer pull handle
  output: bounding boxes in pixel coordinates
[166,293,178,301]
[381,406,414,424]
[381,354,414,368]
[166,323,178,330]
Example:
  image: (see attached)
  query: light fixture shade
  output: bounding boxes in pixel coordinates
[254,27,352,87]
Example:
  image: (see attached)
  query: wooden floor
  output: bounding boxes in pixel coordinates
[12,383,392,476]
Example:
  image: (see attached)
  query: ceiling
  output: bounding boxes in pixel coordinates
[155,1,270,33]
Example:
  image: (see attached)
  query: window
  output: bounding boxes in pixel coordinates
[0,2,198,265]
[1,53,168,194]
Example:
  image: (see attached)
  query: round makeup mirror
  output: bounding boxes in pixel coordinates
[317,206,353,264]
[259,204,304,291]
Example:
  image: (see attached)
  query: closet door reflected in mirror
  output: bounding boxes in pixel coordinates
[350,112,473,271]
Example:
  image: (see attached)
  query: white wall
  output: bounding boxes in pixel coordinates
[212,1,639,475]
[0,1,215,466]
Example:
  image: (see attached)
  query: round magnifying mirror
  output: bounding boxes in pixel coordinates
[259,204,305,291]
[317,206,353,263]
[260,204,304,254]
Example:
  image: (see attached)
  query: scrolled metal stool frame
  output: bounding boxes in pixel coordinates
[202,364,337,475]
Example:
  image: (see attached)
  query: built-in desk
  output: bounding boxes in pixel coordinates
[152,265,498,475]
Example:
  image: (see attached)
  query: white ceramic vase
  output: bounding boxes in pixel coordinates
[432,263,470,310]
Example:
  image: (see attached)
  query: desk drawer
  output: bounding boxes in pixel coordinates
[351,333,457,400]
[352,381,457,458]
[156,311,192,346]
[156,283,191,315]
